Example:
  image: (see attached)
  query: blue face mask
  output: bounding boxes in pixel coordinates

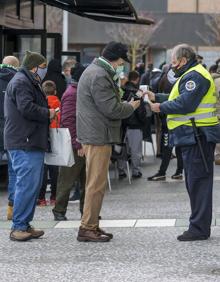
[36,66,47,81]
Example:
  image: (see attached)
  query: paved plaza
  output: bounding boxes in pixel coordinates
[1,148,220,281]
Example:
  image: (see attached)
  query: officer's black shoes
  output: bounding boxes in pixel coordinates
[148,172,166,181]
[171,172,183,180]
[177,231,209,241]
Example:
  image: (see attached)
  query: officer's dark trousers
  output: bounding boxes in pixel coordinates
[181,136,215,237]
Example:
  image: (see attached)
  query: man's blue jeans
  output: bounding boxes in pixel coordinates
[8,150,45,231]
[0,151,16,205]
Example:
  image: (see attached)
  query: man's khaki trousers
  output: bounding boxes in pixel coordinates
[81,144,112,230]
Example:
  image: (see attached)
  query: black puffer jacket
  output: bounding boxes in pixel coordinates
[0,65,17,151]
[4,67,49,151]
[43,59,67,99]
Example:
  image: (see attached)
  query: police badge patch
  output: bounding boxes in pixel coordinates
[185,80,196,91]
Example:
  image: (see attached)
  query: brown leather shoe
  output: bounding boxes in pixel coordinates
[27,226,44,239]
[77,227,110,242]
[10,230,32,242]
[97,227,113,239]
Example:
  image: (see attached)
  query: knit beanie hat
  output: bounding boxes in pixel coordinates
[22,51,46,70]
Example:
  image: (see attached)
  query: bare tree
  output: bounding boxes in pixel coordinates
[106,13,162,69]
[197,14,220,46]
[196,1,220,46]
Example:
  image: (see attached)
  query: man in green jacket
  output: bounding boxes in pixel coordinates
[77,42,139,242]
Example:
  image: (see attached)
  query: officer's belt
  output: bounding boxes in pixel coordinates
[167,111,217,122]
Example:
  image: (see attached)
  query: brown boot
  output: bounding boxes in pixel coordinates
[10,230,32,242]
[77,227,110,242]
[7,205,13,220]
[27,226,44,239]
[97,227,113,239]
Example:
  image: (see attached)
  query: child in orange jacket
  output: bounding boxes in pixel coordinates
[38,80,61,206]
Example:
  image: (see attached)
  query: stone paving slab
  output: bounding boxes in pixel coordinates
[2,218,220,229]
[54,220,80,228]
[176,218,216,227]
[1,227,220,282]
[175,218,191,227]
[55,219,137,228]
[215,219,220,226]
[1,153,220,281]
[0,220,58,229]
[135,218,176,227]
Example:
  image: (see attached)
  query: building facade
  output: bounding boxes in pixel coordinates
[0,0,63,62]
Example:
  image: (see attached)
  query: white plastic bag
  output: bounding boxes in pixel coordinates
[44,128,75,167]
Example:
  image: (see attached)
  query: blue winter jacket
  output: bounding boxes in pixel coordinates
[4,67,49,151]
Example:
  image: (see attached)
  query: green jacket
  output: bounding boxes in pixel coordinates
[76,58,134,145]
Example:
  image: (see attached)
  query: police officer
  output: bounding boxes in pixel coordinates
[149,44,220,241]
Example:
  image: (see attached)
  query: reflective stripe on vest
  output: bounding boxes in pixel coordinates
[167,111,217,122]
[167,64,219,130]
[198,103,216,108]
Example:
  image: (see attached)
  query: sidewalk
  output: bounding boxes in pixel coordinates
[1,152,220,281]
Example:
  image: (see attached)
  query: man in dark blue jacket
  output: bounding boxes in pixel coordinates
[4,51,56,242]
[149,44,220,241]
[0,56,19,220]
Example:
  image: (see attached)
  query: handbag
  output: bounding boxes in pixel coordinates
[44,128,75,167]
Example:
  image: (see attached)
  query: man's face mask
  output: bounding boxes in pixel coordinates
[116,65,124,76]
[36,66,47,81]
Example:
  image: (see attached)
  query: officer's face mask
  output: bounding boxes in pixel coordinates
[171,61,182,75]
[171,57,188,78]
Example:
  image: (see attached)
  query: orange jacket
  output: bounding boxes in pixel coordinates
[47,95,61,128]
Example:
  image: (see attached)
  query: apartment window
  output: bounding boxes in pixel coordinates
[199,0,220,13]
[168,0,198,13]
[168,0,220,13]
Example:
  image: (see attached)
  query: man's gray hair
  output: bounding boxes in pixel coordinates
[172,44,196,62]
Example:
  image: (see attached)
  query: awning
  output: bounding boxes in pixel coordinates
[39,0,154,25]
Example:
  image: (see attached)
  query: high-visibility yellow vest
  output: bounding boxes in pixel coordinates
[167,64,219,130]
